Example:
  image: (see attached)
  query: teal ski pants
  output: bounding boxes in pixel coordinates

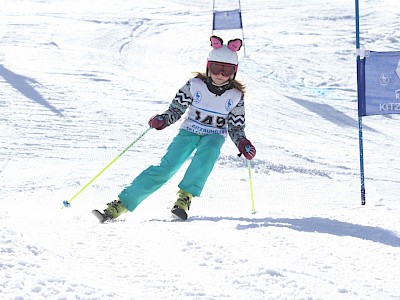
[118,129,225,212]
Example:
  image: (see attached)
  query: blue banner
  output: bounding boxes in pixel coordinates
[361,51,400,116]
[213,9,243,30]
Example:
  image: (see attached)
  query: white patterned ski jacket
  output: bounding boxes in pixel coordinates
[161,76,247,146]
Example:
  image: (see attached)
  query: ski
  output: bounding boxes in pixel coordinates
[91,209,119,223]
[171,206,188,220]
[92,207,188,223]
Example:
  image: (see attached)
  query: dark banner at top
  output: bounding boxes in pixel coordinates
[360,51,400,116]
[213,9,243,31]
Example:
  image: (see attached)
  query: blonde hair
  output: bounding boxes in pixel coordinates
[193,72,246,94]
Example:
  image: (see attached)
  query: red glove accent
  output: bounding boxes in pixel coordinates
[148,115,167,130]
[237,139,256,160]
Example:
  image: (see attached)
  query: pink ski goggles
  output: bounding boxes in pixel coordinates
[207,61,238,77]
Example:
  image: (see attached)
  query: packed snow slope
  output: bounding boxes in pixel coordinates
[1,0,400,299]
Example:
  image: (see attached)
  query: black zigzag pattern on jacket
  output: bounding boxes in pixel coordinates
[228,112,246,145]
[228,97,245,127]
[228,114,245,126]
[174,89,192,107]
[163,83,193,125]
[228,96,246,145]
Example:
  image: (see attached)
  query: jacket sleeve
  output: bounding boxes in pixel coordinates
[161,80,193,126]
[228,94,247,146]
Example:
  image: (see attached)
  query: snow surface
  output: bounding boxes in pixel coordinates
[1,0,400,299]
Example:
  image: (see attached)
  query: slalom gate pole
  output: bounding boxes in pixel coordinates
[355,0,366,205]
[62,127,151,208]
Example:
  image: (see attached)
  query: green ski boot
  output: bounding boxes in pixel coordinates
[92,199,128,223]
[171,189,193,220]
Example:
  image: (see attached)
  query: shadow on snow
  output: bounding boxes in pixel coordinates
[188,216,400,248]
[288,96,377,132]
[0,64,63,116]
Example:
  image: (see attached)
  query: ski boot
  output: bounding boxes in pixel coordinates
[171,189,193,220]
[92,199,128,223]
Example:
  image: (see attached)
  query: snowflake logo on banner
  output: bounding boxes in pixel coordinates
[379,73,390,87]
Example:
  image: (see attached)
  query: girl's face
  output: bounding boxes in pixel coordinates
[210,72,230,85]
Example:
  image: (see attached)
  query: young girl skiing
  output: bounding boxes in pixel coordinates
[93,35,256,222]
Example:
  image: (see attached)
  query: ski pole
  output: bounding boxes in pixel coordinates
[62,127,151,208]
[238,148,256,214]
[247,160,256,214]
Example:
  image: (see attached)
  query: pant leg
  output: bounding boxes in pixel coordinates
[178,134,225,197]
[119,130,199,211]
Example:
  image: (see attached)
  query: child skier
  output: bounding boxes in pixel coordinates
[92,35,256,222]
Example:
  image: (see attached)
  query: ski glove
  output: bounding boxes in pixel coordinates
[148,114,167,130]
[237,138,256,160]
